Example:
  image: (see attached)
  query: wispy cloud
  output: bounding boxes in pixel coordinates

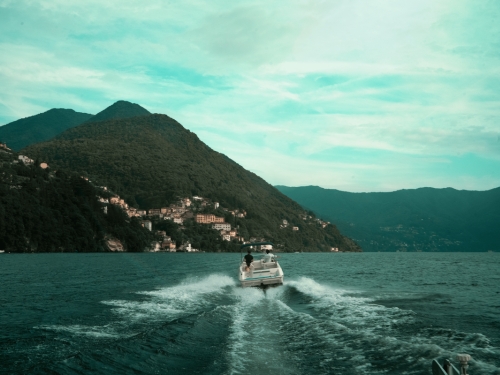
[1,0,499,191]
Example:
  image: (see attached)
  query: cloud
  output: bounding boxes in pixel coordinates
[0,0,499,191]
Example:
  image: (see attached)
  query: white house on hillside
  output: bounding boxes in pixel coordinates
[18,155,34,165]
[143,220,152,231]
[212,222,231,231]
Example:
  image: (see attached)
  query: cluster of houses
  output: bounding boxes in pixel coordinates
[5,150,50,170]
[145,211,244,252]
[150,231,202,253]
[92,178,336,253]
[300,214,330,229]
[151,230,177,252]
[195,213,244,242]
[280,216,329,231]
[0,143,48,169]
[281,216,337,252]
[280,219,300,231]
[101,192,247,250]
[128,197,194,224]
[100,189,335,252]
[17,155,34,165]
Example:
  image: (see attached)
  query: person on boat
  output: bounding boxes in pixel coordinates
[244,250,253,272]
[262,249,275,263]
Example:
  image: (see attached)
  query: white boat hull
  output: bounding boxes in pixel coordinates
[239,259,284,287]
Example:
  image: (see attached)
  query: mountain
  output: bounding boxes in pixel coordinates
[22,110,361,252]
[0,108,92,151]
[0,101,150,152]
[276,185,500,252]
[85,100,150,123]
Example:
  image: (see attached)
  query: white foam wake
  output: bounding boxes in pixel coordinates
[39,274,236,339]
[103,274,235,322]
[273,277,499,375]
[224,286,301,375]
[37,324,121,339]
[287,277,416,331]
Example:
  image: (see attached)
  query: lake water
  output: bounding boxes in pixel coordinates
[0,252,499,375]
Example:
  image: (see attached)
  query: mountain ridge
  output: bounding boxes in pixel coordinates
[276,185,500,252]
[0,108,93,151]
[85,100,150,123]
[0,101,152,152]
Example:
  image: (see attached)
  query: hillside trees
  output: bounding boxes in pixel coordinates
[0,159,153,252]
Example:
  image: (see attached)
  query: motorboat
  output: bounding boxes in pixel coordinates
[238,242,284,287]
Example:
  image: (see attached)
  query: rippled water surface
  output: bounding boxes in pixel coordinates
[1,252,499,374]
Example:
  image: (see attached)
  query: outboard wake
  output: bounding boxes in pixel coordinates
[30,274,500,374]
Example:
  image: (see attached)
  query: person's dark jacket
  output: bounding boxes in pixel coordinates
[244,254,253,265]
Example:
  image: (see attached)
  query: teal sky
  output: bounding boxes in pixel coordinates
[1,0,499,192]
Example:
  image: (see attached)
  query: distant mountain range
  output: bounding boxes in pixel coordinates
[6,99,497,253]
[0,109,92,151]
[17,101,360,252]
[276,185,500,252]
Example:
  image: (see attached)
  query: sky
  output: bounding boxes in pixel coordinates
[1,0,499,192]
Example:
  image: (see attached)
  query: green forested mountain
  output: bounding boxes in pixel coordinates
[0,100,150,152]
[0,148,153,252]
[276,185,500,252]
[85,100,150,123]
[22,110,361,252]
[0,108,92,151]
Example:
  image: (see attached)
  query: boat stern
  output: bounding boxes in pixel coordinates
[239,261,284,287]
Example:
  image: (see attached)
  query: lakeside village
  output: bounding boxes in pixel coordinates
[5,147,340,253]
[100,191,339,252]
[101,191,337,253]
[104,192,248,252]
